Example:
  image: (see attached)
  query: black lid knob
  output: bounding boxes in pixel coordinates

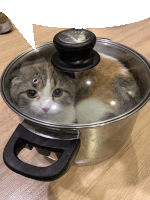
[51,29,100,72]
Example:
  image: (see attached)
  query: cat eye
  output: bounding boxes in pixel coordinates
[27,90,37,98]
[53,88,63,97]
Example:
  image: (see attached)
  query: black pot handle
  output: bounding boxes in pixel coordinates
[3,124,80,181]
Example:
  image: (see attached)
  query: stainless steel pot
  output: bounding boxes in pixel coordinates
[1,29,150,181]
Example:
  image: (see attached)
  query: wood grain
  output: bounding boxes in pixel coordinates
[0,19,150,200]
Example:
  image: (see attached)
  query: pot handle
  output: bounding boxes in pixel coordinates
[3,124,80,181]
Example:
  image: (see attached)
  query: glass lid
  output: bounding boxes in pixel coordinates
[1,29,150,126]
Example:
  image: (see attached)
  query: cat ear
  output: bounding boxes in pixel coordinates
[21,61,33,68]
[42,60,49,68]
[33,58,47,64]
[11,77,22,86]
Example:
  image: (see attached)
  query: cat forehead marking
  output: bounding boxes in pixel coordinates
[42,78,51,97]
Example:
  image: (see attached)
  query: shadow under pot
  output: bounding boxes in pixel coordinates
[1,28,150,181]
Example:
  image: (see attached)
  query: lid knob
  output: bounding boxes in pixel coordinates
[51,29,100,72]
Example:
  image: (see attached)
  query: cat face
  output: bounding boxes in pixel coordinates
[10,59,76,123]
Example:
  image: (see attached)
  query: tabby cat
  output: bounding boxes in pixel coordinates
[10,55,140,124]
[10,58,76,123]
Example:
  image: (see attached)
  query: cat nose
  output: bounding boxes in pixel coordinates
[42,107,50,113]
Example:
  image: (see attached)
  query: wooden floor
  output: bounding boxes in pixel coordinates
[0,19,150,200]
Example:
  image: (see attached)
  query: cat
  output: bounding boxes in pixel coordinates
[75,54,140,123]
[10,55,140,124]
[10,58,76,124]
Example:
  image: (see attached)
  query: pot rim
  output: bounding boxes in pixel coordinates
[1,38,150,129]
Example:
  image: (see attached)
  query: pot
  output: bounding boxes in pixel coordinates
[1,29,150,181]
